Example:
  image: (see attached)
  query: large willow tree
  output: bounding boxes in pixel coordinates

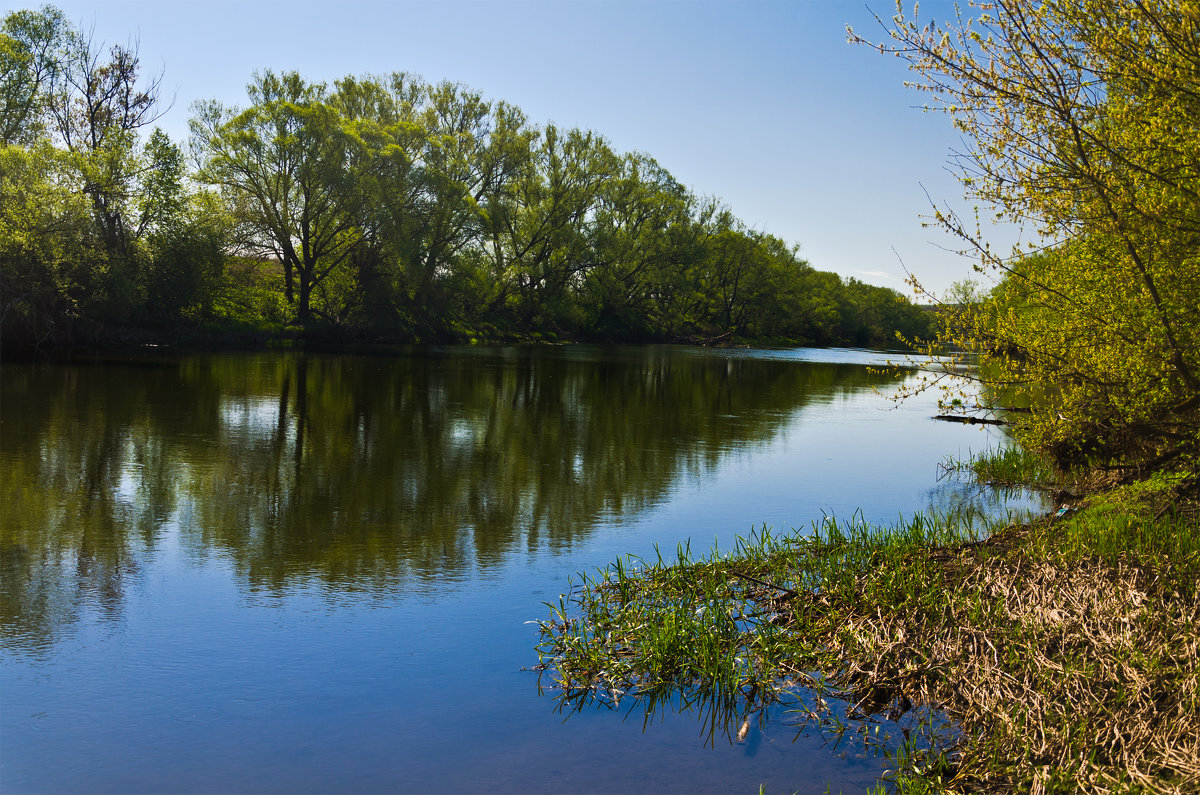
[860,1,1200,475]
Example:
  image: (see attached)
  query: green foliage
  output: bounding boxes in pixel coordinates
[4,5,935,352]
[0,7,229,351]
[0,140,96,347]
[142,190,230,323]
[540,493,1200,792]
[190,70,366,329]
[859,1,1200,475]
[0,5,69,145]
[184,65,935,345]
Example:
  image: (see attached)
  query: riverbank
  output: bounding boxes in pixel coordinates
[0,321,818,363]
[535,464,1200,792]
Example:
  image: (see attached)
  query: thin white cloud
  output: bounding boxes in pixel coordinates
[854,270,892,280]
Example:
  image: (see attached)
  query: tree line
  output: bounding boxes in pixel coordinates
[1,5,934,353]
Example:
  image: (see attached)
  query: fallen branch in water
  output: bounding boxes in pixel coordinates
[933,414,1009,426]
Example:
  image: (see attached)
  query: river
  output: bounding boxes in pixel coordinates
[0,345,1040,793]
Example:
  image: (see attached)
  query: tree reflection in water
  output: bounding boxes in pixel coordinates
[1,346,897,648]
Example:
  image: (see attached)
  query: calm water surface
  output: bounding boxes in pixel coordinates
[1,346,1040,793]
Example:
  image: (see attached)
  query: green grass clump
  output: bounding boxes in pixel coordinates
[969,446,1057,488]
[536,465,1200,792]
[942,446,1059,489]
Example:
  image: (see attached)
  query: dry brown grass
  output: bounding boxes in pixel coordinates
[538,495,1200,792]
[793,520,1200,792]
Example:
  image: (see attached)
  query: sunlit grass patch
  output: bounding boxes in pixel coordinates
[940,446,1059,490]
[536,492,1200,792]
[535,512,997,770]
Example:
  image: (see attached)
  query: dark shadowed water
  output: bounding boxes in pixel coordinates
[0,346,1041,793]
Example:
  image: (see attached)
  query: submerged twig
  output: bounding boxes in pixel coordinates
[729,570,797,598]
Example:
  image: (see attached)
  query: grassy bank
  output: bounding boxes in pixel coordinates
[535,460,1200,792]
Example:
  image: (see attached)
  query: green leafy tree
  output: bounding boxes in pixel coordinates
[41,20,164,305]
[858,0,1200,472]
[1,6,201,344]
[698,221,761,335]
[0,5,69,145]
[328,73,427,331]
[191,71,365,328]
[339,74,537,336]
[488,124,618,333]
[0,140,96,347]
[581,151,696,340]
[6,6,939,351]
[736,234,821,343]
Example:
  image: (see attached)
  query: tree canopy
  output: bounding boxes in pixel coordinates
[2,4,935,354]
[858,0,1200,478]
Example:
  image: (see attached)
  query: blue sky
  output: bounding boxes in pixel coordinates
[20,0,1017,296]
